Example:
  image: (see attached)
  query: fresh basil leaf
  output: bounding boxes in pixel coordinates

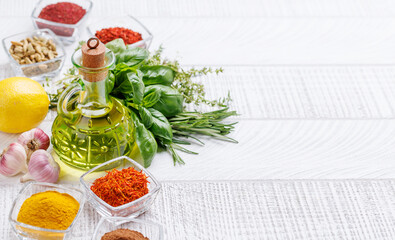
[106,72,115,93]
[105,39,126,55]
[144,85,183,117]
[139,107,154,129]
[111,69,144,104]
[117,47,148,67]
[141,65,175,86]
[113,63,137,76]
[110,70,134,98]
[142,88,161,108]
[148,108,173,144]
[129,111,157,168]
[127,70,144,104]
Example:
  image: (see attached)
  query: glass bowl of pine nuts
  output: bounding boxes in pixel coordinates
[2,28,65,81]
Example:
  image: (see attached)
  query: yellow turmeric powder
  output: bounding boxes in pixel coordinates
[17,191,79,230]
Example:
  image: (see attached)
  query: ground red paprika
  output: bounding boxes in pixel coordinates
[95,27,143,45]
[90,167,149,207]
[38,2,86,24]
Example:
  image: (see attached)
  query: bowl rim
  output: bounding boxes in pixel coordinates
[2,28,66,68]
[87,15,153,48]
[31,0,93,27]
[8,181,86,234]
[92,217,164,239]
[80,156,161,211]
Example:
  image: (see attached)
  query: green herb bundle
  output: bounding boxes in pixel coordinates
[48,39,238,167]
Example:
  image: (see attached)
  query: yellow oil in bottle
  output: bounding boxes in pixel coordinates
[52,41,134,170]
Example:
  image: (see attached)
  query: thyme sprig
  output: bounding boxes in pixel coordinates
[45,67,81,108]
[147,46,230,107]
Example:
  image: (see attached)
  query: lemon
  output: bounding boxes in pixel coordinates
[0,77,49,133]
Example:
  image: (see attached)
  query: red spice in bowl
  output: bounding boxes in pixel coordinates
[39,2,86,24]
[95,27,143,45]
[37,2,86,37]
[90,167,149,207]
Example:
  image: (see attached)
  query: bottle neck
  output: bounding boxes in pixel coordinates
[78,78,112,118]
[71,47,115,118]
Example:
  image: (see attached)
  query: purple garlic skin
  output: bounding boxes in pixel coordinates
[0,142,27,176]
[17,128,50,159]
[21,150,60,183]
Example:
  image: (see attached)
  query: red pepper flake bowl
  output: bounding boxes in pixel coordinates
[80,156,161,218]
[87,16,153,49]
[31,0,93,45]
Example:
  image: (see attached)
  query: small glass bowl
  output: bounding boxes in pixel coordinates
[31,0,93,45]
[2,29,65,81]
[80,156,161,218]
[9,182,85,240]
[92,217,163,240]
[87,15,153,49]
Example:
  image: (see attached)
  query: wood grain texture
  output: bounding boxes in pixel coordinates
[2,17,395,65]
[3,64,395,181]
[1,180,395,239]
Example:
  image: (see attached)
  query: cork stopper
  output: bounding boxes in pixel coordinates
[80,38,107,82]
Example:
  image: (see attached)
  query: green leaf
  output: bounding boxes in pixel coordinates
[105,39,126,55]
[148,108,173,144]
[139,107,154,129]
[140,65,175,86]
[142,88,161,108]
[117,47,148,67]
[144,85,183,117]
[106,72,115,93]
[130,111,157,168]
[111,69,145,104]
[128,70,144,104]
[77,78,85,90]
[113,63,137,76]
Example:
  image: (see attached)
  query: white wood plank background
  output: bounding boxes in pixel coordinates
[1,0,395,183]
[2,1,395,239]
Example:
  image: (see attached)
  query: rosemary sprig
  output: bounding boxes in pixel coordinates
[175,110,236,138]
[163,108,238,165]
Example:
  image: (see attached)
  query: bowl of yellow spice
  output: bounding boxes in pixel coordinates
[9,182,85,240]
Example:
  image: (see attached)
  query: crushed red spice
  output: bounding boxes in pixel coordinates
[91,167,149,207]
[95,27,143,45]
[38,2,86,24]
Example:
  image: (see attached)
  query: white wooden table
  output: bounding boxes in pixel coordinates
[1,1,395,239]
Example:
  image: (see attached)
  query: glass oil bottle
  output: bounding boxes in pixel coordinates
[51,38,134,170]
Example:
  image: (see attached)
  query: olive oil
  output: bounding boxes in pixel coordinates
[52,41,134,170]
[52,98,134,170]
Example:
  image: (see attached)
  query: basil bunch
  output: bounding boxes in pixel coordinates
[106,39,183,167]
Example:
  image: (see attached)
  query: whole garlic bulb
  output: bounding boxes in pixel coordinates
[0,143,27,176]
[17,128,50,159]
[20,150,60,183]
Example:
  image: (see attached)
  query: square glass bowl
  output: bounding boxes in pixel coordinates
[92,217,163,240]
[80,156,161,218]
[87,15,153,49]
[31,0,93,45]
[2,29,65,81]
[9,182,85,240]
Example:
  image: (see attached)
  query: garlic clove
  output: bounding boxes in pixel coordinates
[20,149,60,183]
[0,142,27,177]
[17,128,50,160]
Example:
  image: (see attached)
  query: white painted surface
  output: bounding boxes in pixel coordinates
[1,0,395,183]
[2,1,395,239]
[2,180,395,239]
